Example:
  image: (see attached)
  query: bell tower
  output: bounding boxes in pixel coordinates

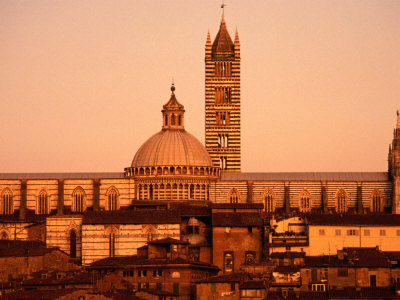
[389,110,400,214]
[205,14,241,171]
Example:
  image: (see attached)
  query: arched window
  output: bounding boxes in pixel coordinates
[109,233,115,257]
[38,190,48,214]
[264,189,275,213]
[371,189,382,212]
[70,230,77,258]
[336,189,348,213]
[228,188,240,203]
[72,187,85,212]
[107,187,119,211]
[299,189,311,212]
[1,188,13,215]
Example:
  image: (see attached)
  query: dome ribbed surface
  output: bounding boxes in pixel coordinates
[132,130,213,168]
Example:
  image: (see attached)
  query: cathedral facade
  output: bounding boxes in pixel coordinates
[0,15,400,266]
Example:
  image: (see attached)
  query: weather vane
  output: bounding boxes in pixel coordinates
[221,0,226,14]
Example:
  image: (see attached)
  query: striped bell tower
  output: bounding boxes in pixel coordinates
[205,14,241,171]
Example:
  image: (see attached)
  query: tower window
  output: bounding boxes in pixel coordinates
[218,134,228,148]
[215,87,231,104]
[215,61,232,77]
[217,112,229,126]
[220,156,227,169]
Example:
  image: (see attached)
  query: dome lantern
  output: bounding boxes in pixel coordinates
[162,83,185,130]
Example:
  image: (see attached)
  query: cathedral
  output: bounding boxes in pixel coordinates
[0,14,400,268]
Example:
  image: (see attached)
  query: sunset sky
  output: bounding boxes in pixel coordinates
[1,0,399,173]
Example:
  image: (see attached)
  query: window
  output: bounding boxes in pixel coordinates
[69,230,77,259]
[311,284,327,291]
[72,187,85,212]
[299,190,311,212]
[336,189,347,213]
[380,229,386,236]
[245,252,255,264]
[211,283,216,293]
[107,187,119,211]
[230,283,236,291]
[371,190,382,212]
[337,268,348,277]
[220,156,228,169]
[224,252,234,273]
[173,283,179,295]
[319,229,325,236]
[153,269,162,277]
[38,190,48,214]
[335,229,341,236]
[370,275,376,287]
[364,229,370,236]
[1,188,13,215]
[347,229,359,236]
[218,134,228,148]
[397,230,400,236]
[216,111,229,126]
[228,188,239,203]
[156,282,162,290]
[215,61,232,77]
[109,233,115,257]
[214,87,232,104]
[264,189,275,213]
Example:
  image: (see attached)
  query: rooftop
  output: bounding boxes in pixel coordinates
[307,214,400,226]
[221,172,389,182]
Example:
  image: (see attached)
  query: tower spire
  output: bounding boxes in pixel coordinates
[205,13,241,171]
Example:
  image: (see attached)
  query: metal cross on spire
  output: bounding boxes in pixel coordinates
[221,0,226,15]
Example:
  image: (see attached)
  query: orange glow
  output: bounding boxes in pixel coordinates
[1,1,399,172]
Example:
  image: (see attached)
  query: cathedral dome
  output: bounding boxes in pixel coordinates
[131,129,213,168]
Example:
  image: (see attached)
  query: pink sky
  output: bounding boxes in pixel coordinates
[1,0,399,173]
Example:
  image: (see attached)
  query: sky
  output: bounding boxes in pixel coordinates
[1,0,399,173]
